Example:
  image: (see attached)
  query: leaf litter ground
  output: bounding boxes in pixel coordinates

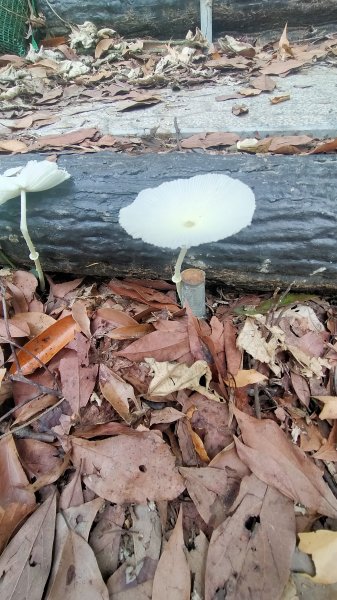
[1,24,337,155]
[0,269,337,599]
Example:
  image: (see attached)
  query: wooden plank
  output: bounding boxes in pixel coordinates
[200,0,213,42]
[0,152,337,292]
[42,0,337,38]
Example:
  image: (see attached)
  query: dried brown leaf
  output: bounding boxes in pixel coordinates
[46,525,108,600]
[70,432,185,503]
[10,311,56,337]
[270,94,291,105]
[152,507,190,600]
[0,139,28,153]
[117,331,190,362]
[72,300,91,338]
[32,127,98,150]
[234,408,337,518]
[179,466,228,526]
[89,505,125,579]
[181,132,239,149]
[99,364,136,422]
[205,474,295,600]
[59,334,98,414]
[278,23,294,59]
[0,434,36,552]
[251,74,276,91]
[0,491,56,600]
[95,38,115,59]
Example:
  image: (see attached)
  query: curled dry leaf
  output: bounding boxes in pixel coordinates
[99,363,137,422]
[10,311,56,337]
[314,395,337,420]
[70,432,185,503]
[0,434,36,553]
[9,315,80,376]
[232,103,249,116]
[298,530,337,584]
[224,368,267,388]
[278,23,294,60]
[270,94,291,105]
[72,300,92,338]
[146,358,220,401]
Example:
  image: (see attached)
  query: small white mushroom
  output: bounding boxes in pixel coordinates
[0,160,71,291]
[119,173,255,299]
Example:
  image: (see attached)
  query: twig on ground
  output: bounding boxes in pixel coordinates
[174,117,182,151]
[253,382,262,419]
[0,396,65,440]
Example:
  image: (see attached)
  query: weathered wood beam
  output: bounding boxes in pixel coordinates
[40,0,337,39]
[0,152,336,292]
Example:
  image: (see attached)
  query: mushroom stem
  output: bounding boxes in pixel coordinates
[20,190,45,291]
[172,245,188,301]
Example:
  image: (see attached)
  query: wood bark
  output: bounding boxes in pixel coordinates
[0,152,336,292]
[40,0,337,39]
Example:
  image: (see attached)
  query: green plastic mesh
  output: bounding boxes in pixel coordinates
[0,0,30,56]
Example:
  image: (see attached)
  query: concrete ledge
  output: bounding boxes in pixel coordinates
[0,152,337,292]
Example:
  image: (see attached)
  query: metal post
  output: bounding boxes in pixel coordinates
[200,0,213,43]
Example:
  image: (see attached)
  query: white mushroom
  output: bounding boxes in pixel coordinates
[0,160,71,291]
[119,173,255,299]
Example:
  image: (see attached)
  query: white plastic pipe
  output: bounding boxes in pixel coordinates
[200,0,213,43]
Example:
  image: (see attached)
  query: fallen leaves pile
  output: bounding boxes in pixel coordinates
[0,269,337,598]
[1,24,337,155]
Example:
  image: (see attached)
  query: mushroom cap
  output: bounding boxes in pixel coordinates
[0,175,21,205]
[119,173,255,249]
[0,160,71,204]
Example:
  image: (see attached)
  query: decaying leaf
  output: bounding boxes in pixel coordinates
[232,103,249,116]
[237,316,282,376]
[146,358,220,401]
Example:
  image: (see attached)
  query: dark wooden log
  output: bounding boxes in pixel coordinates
[0,152,337,292]
[40,0,337,39]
